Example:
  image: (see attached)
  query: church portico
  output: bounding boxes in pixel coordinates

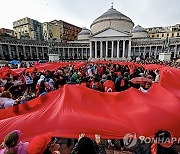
[90,38,132,60]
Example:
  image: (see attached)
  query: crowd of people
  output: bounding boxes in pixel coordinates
[0,130,179,154]
[0,60,163,109]
[0,59,179,153]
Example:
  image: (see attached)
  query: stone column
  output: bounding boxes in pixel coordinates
[122,40,126,58]
[138,47,140,57]
[133,47,135,57]
[149,46,152,58]
[0,44,4,59]
[111,41,114,58]
[62,48,64,59]
[68,48,70,59]
[95,41,97,59]
[81,48,83,59]
[90,41,92,58]
[42,47,45,59]
[8,45,12,59]
[100,41,103,58]
[29,46,33,60]
[76,48,78,59]
[128,40,131,58]
[23,46,27,59]
[106,41,108,58]
[144,47,146,58]
[155,46,158,59]
[86,48,88,59]
[72,49,75,59]
[174,45,178,58]
[15,45,20,59]
[36,47,39,59]
[57,48,60,57]
[117,40,120,58]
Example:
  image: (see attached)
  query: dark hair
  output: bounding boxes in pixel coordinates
[93,76,99,82]
[40,80,45,87]
[1,91,12,99]
[106,75,112,80]
[4,131,19,148]
[76,137,96,154]
[155,130,171,143]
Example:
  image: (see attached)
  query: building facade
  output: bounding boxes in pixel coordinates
[43,20,82,43]
[0,6,180,61]
[13,17,43,40]
[0,28,15,37]
[147,24,180,39]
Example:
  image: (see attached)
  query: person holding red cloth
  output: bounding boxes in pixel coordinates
[103,75,115,92]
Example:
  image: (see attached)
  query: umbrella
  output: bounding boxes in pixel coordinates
[10,60,20,65]
[130,77,152,84]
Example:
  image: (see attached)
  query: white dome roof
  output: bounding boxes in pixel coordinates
[90,6,134,35]
[132,25,148,38]
[78,27,91,35]
[132,25,147,33]
[78,27,91,40]
[91,7,133,27]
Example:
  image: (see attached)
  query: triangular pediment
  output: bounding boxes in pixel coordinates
[93,28,131,38]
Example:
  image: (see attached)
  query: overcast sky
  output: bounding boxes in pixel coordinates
[0,0,180,30]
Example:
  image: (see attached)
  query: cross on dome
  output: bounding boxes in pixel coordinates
[111,2,114,8]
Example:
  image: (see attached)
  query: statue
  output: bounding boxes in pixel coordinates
[162,37,170,53]
[48,30,55,54]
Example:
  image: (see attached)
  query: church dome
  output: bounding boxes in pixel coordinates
[90,6,134,35]
[78,27,91,40]
[132,25,148,38]
[78,27,91,35]
[132,25,147,33]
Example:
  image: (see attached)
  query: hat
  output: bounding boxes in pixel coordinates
[28,133,52,154]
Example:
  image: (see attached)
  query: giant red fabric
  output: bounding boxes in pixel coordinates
[25,62,85,73]
[0,67,180,142]
[0,67,18,78]
[12,68,26,74]
[143,64,165,70]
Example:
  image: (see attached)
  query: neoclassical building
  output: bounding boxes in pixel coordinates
[0,6,180,61]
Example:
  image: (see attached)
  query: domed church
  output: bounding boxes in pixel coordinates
[89,5,134,60]
[72,5,180,60]
[75,5,159,60]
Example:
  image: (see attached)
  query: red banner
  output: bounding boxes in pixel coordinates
[0,67,179,142]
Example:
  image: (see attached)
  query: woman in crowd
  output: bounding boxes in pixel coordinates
[28,133,61,154]
[0,130,29,154]
[0,91,20,109]
[135,130,178,154]
[71,134,106,154]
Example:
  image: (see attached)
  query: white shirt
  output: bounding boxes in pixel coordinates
[0,97,14,108]
[139,87,148,93]
[24,76,33,85]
